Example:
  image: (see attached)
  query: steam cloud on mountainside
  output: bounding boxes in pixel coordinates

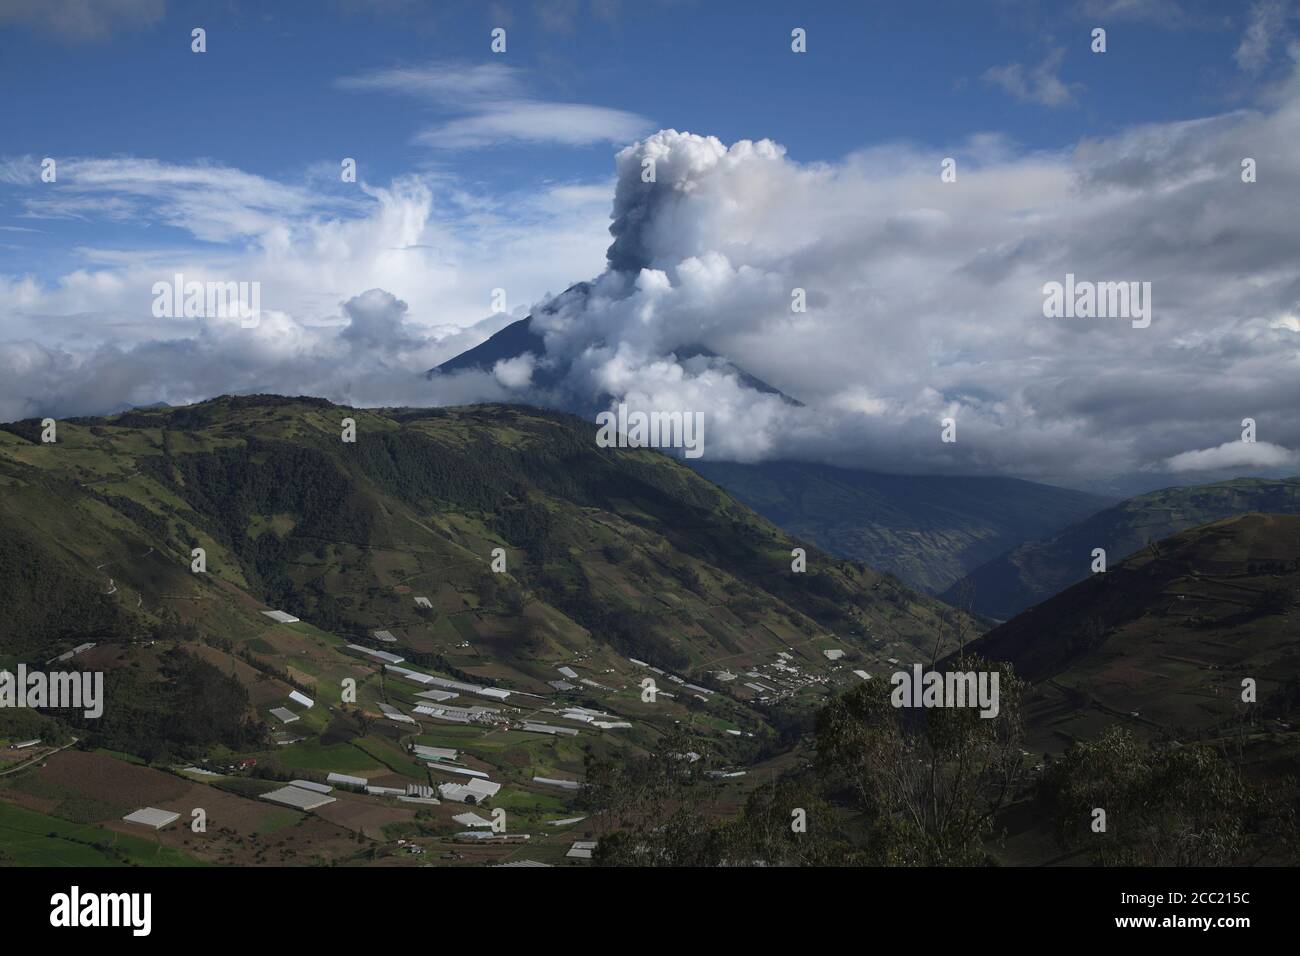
[435,114,1300,477]
[5,68,1300,477]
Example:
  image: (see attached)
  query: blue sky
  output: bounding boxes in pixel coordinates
[1,1,1254,159]
[1,0,1298,485]
[0,0,1266,276]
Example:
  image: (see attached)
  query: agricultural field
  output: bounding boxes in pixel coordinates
[0,398,953,865]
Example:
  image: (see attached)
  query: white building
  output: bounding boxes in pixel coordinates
[260,786,336,811]
[566,840,598,859]
[327,772,368,788]
[410,744,457,761]
[438,778,501,804]
[378,702,416,724]
[122,807,180,829]
[346,644,405,664]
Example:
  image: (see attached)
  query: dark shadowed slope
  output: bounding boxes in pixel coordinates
[691,460,1110,595]
[945,476,1300,620]
[967,513,1300,747]
[427,317,555,383]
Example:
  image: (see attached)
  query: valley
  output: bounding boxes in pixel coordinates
[1,396,1295,867]
[0,395,969,866]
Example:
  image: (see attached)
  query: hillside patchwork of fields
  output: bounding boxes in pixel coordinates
[0,395,974,866]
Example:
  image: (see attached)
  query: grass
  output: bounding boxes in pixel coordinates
[351,737,426,779]
[491,789,568,815]
[0,397,993,866]
[251,807,301,836]
[269,740,377,774]
[0,801,204,867]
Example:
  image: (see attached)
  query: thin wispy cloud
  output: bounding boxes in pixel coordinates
[1236,0,1291,74]
[417,102,651,148]
[5,156,359,242]
[0,0,164,43]
[983,47,1081,108]
[337,60,654,148]
[1076,0,1188,21]
[336,62,523,103]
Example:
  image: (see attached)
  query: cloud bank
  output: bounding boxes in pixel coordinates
[5,57,1300,480]
[478,73,1300,475]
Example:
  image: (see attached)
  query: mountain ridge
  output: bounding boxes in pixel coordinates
[691,459,1111,594]
[944,475,1300,620]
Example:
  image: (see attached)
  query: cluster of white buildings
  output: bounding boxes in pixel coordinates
[627,658,715,702]
[269,688,314,726]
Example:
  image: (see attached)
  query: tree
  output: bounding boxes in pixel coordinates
[502,586,526,616]
[476,571,499,609]
[583,726,717,866]
[814,654,1027,865]
[714,776,851,866]
[1040,727,1298,866]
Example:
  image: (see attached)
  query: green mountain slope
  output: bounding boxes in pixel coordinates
[0,397,968,672]
[691,460,1110,594]
[961,513,1300,866]
[578,513,1300,868]
[945,476,1300,620]
[0,396,977,866]
[967,512,1300,751]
